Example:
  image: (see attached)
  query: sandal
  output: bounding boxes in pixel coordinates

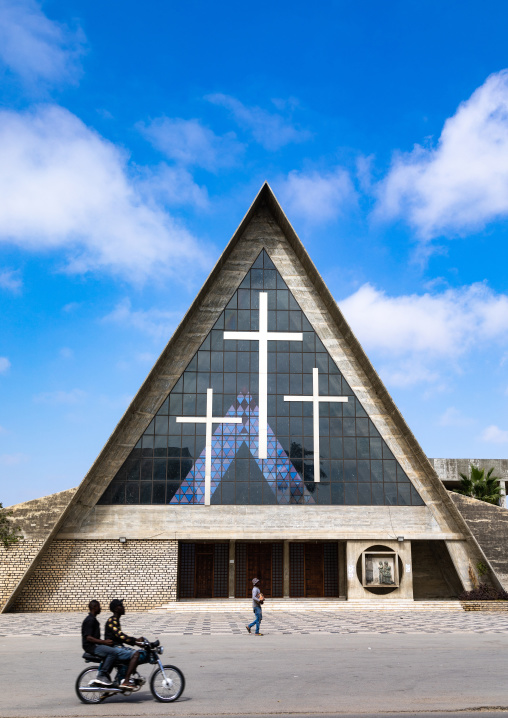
[120,679,136,691]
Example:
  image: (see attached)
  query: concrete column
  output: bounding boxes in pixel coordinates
[338,541,346,598]
[398,541,413,599]
[283,540,290,597]
[228,540,235,598]
[445,540,474,591]
[345,541,362,599]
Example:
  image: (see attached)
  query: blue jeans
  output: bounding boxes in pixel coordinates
[248,605,262,634]
[94,645,123,676]
[95,646,146,678]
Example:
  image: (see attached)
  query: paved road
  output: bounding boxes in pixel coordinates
[2,631,508,717]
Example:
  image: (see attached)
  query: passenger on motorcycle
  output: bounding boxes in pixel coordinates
[105,599,149,690]
[81,600,118,687]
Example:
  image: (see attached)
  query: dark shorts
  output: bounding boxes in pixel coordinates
[110,646,149,663]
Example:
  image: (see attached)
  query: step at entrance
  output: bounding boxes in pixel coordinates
[151,599,464,612]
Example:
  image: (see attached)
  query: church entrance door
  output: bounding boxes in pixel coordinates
[178,542,229,598]
[304,544,324,597]
[290,542,339,597]
[235,542,283,598]
[195,545,214,598]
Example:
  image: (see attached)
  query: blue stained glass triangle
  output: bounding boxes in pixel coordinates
[170,395,314,505]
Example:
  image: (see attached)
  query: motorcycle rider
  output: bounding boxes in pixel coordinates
[81,600,117,687]
[105,599,148,690]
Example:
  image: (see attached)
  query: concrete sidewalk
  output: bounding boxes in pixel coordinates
[1,633,508,717]
[2,609,508,636]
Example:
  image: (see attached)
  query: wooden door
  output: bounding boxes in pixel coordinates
[304,544,324,597]
[290,542,339,597]
[246,543,272,597]
[179,542,229,598]
[179,543,195,598]
[235,543,284,598]
[195,545,214,598]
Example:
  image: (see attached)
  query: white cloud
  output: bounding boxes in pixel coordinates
[480,425,508,444]
[140,117,242,170]
[0,452,29,466]
[377,70,508,238]
[103,298,181,341]
[378,360,441,388]
[138,164,209,208]
[0,105,210,281]
[59,347,74,360]
[0,0,84,86]
[277,168,357,224]
[33,388,86,404]
[206,94,311,150]
[438,407,474,427]
[339,282,508,386]
[0,357,11,374]
[0,269,22,292]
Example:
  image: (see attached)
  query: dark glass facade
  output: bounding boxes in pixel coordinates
[98,250,424,506]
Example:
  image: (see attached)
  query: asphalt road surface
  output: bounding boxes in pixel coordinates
[2,633,508,717]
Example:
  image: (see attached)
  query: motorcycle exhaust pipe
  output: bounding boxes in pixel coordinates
[80,687,123,693]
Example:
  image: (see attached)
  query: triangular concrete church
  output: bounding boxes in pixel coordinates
[1,184,501,612]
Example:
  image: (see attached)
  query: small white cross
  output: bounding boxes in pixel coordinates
[176,388,241,505]
[224,291,303,459]
[284,367,348,483]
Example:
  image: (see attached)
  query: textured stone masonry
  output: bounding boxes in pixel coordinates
[11,539,178,612]
[450,493,508,591]
[0,489,77,612]
[0,540,44,607]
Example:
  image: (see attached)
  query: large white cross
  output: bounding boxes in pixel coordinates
[176,388,241,505]
[224,292,303,459]
[284,367,348,483]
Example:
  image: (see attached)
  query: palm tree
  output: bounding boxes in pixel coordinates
[453,465,502,505]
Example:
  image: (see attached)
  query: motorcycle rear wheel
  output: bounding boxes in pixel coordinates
[75,667,109,704]
[150,664,185,702]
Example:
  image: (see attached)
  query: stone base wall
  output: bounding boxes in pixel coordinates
[11,539,178,612]
[451,493,508,590]
[0,539,45,609]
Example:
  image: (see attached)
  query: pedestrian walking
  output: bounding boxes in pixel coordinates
[246,577,264,635]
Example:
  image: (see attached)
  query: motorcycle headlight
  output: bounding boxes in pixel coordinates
[158,646,164,655]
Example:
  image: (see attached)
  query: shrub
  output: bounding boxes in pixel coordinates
[459,582,508,601]
[0,503,23,548]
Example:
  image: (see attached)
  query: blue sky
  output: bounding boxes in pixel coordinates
[1,0,508,506]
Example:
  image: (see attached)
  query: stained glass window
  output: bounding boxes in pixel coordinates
[98,250,424,506]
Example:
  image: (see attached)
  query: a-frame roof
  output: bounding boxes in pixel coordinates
[2,183,499,610]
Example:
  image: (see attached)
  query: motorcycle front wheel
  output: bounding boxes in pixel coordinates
[150,664,185,702]
[75,667,109,704]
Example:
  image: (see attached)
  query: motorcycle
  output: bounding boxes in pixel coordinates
[76,639,185,703]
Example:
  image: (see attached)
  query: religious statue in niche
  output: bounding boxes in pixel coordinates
[363,552,397,586]
[378,560,394,585]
